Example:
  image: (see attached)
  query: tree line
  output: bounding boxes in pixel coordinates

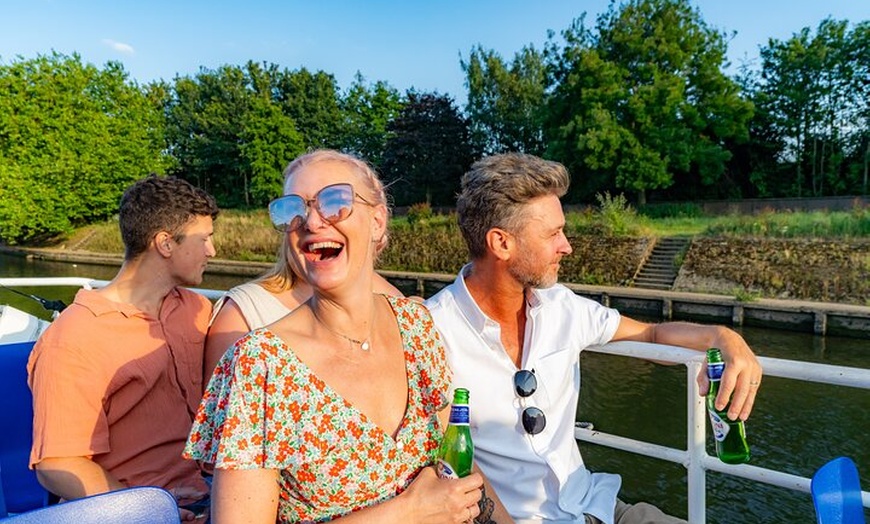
[0,0,867,243]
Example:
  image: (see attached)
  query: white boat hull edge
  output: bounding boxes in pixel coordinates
[0,305,50,346]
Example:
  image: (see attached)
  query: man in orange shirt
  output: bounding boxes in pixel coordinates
[27,175,219,521]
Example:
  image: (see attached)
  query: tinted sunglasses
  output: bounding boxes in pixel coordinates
[268,183,374,232]
[514,369,546,435]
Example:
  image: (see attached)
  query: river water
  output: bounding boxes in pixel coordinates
[1,253,868,522]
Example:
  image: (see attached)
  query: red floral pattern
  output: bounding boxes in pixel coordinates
[184,297,451,522]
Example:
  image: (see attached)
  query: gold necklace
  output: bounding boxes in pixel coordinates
[312,306,373,351]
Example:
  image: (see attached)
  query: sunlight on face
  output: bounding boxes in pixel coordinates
[507,195,572,289]
[170,215,215,287]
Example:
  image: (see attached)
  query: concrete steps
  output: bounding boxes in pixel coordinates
[633,237,691,290]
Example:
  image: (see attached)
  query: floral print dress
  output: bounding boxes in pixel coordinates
[184,296,452,523]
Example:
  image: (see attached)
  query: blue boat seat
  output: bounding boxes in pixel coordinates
[0,342,49,513]
[0,486,180,523]
[0,462,7,518]
[811,456,866,524]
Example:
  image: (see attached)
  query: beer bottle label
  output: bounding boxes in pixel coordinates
[449,404,470,425]
[437,459,460,479]
[708,410,730,441]
[707,361,724,380]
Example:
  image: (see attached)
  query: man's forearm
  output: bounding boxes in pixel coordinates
[647,320,762,420]
[649,321,732,351]
[34,456,126,500]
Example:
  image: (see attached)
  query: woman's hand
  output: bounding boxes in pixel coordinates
[403,466,483,523]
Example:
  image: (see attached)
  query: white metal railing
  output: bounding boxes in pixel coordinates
[576,340,870,524]
[0,277,225,300]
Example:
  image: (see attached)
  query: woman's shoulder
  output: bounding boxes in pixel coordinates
[385,295,440,343]
[218,283,293,328]
[385,294,426,310]
[385,295,433,320]
[229,327,288,361]
[226,281,273,300]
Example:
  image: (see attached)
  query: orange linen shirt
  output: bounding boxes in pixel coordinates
[28,287,211,494]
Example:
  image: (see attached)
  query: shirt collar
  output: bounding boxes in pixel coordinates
[452,264,491,333]
[73,287,183,319]
[525,286,543,311]
[452,263,545,336]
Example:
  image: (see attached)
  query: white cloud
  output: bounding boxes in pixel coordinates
[102,39,135,55]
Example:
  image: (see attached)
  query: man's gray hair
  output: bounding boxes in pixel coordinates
[457,153,569,259]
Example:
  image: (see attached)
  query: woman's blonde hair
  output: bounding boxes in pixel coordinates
[256,233,295,293]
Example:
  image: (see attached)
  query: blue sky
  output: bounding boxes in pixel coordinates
[1,1,867,104]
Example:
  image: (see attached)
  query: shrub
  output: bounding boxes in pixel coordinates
[594,192,644,236]
[704,210,869,238]
[406,202,434,226]
[733,287,761,302]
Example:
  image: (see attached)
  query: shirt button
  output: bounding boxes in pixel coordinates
[396,440,404,450]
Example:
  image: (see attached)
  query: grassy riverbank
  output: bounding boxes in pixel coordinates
[53,203,870,306]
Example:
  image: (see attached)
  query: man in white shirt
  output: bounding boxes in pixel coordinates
[425,153,762,524]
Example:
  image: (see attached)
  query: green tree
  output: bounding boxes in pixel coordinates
[0,53,167,243]
[380,92,475,206]
[340,73,404,167]
[275,68,343,150]
[546,0,752,204]
[241,61,305,203]
[165,65,250,207]
[165,62,304,207]
[749,19,869,197]
[462,44,549,155]
[850,22,870,195]
[545,18,633,202]
[730,64,784,198]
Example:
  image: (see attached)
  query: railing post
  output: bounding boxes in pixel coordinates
[662,298,673,320]
[687,359,707,524]
[732,304,744,326]
[814,312,827,336]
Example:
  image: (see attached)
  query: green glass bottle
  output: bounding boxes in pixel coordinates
[706,348,751,464]
[437,388,473,478]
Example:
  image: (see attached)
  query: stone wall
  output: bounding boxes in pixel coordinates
[675,237,870,306]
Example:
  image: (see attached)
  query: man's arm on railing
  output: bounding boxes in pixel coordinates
[612,317,762,421]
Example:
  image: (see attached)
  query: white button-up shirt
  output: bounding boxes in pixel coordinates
[425,265,622,524]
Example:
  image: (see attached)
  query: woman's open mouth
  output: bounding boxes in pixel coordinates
[304,241,344,262]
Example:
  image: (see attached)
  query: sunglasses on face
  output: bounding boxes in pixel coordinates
[514,369,546,435]
[268,183,374,232]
